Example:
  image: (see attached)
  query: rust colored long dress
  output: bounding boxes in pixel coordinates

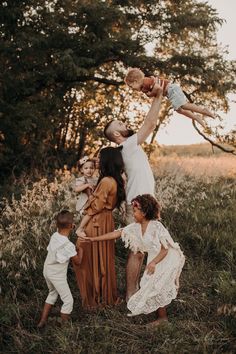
[73,176,118,309]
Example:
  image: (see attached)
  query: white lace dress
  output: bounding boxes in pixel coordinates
[121,220,185,316]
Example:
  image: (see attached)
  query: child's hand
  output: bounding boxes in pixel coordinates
[71,247,83,265]
[85,184,94,196]
[145,261,156,275]
[87,184,94,190]
[76,235,89,248]
[78,234,91,242]
[76,228,87,238]
[147,80,164,98]
[146,90,157,98]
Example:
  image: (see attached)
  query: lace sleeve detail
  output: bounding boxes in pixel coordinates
[153,221,181,250]
[121,223,145,254]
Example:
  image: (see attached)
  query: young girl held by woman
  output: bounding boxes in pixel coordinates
[74,147,126,309]
[74,156,97,215]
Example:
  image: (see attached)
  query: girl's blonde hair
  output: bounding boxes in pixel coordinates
[78,156,95,170]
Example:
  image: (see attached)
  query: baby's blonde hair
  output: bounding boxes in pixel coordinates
[124,68,144,85]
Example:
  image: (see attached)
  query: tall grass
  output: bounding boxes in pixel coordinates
[1,157,236,353]
[151,155,236,180]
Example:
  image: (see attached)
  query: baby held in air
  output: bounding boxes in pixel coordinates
[125,67,215,129]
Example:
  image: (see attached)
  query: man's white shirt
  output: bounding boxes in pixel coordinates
[120,134,155,204]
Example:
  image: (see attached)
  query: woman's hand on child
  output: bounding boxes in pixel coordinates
[145,261,156,275]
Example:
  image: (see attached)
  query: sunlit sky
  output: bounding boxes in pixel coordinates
[156,0,236,145]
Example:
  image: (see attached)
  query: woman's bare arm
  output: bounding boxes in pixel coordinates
[76,214,92,236]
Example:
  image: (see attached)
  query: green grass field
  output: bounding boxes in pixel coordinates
[1,155,236,353]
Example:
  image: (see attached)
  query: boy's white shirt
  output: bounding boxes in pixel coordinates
[47,232,77,263]
[120,133,155,204]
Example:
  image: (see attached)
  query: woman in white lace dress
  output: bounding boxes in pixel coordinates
[79,194,185,325]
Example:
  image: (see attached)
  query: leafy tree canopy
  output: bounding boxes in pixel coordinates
[0,0,235,183]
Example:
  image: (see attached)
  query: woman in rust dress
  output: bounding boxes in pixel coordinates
[73,147,126,309]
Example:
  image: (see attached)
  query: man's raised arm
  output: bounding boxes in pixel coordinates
[137,85,163,145]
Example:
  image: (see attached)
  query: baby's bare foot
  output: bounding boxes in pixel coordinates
[193,115,206,129]
[202,108,215,118]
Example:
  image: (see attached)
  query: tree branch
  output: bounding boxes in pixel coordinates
[192,121,236,155]
[150,104,172,144]
[75,76,123,86]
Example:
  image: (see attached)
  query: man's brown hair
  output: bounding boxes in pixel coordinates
[103,120,115,142]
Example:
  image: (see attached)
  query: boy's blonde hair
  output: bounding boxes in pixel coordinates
[124,68,145,85]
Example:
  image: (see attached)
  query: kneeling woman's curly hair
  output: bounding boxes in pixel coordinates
[131,194,161,221]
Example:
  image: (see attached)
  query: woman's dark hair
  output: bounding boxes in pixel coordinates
[131,194,161,220]
[97,146,126,208]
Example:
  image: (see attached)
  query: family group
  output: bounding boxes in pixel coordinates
[38,68,214,328]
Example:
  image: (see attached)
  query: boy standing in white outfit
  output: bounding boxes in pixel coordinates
[103,84,163,301]
[38,210,82,327]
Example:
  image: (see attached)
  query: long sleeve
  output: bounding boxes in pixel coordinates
[84,177,117,216]
[153,221,181,251]
[121,223,145,254]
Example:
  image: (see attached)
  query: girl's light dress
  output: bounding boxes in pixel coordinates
[121,220,185,316]
[75,176,97,214]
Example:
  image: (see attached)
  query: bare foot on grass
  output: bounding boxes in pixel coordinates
[146,318,168,328]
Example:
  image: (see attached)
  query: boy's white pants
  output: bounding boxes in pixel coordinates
[43,264,73,314]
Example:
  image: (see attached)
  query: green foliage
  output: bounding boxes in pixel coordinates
[0,172,77,286]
